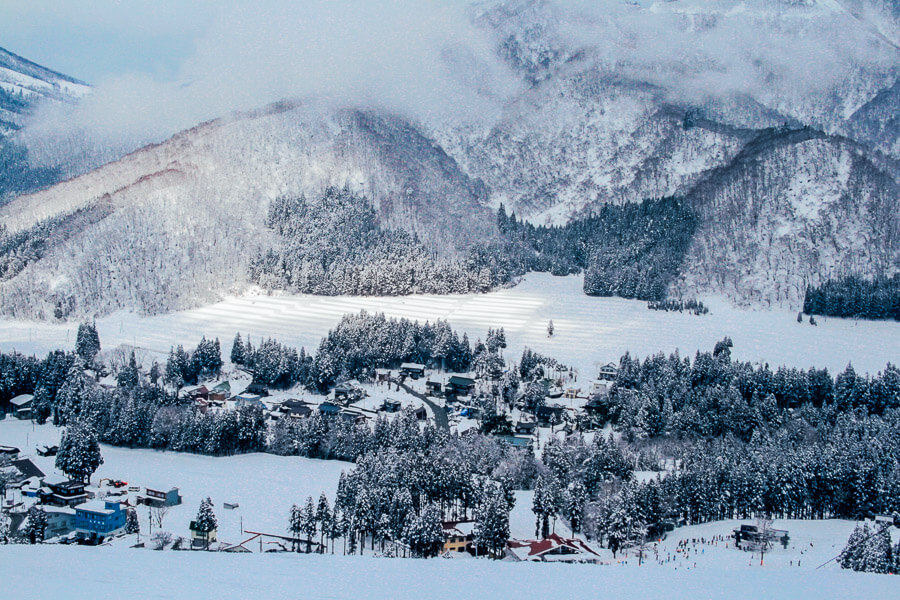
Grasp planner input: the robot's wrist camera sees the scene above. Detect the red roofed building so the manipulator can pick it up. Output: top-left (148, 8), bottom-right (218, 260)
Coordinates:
top-left (506, 533), bottom-right (602, 563)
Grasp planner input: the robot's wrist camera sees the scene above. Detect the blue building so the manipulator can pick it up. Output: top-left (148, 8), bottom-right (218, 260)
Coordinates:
top-left (74, 501), bottom-right (126, 537)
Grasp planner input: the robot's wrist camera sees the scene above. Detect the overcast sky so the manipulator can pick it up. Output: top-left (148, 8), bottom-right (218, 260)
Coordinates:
top-left (7, 0), bottom-right (898, 168)
top-left (0, 0), bottom-right (220, 82)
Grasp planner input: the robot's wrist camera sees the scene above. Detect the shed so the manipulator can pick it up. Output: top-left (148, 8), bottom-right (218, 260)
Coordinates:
top-left (9, 394), bottom-right (34, 419)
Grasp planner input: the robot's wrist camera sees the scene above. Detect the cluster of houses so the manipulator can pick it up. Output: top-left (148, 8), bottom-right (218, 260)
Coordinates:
top-left (1, 445), bottom-right (181, 544)
top-left (439, 520), bottom-right (603, 563)
top-left (182, 376), bottom-right (433, 428)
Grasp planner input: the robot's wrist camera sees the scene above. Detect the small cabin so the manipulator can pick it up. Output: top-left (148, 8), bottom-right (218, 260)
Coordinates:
top-left (382, 399), bottom-right (402, 413)
top-left (399, 363), bottom-right (426, 379)
top-left (414, 406), bottom-right (428, 421)
top-left (375, 369), bottom-right (392, 383)
top-left (445, 375), bottom-right (476, 396)
top-left (597, 362), bottom-right (618, 381)
top-left (515, 420), bottom-right (538, 435)
top-left (140, 486), bottom-right (182, 507)
top-left (244, 382), bottom-right (270, 397)
top-left (190, 520), bottom-right (218, 548)
top-left (9, 394), bottom-right (34, 419)
top-left (425, 380), bottom-right (443, 396)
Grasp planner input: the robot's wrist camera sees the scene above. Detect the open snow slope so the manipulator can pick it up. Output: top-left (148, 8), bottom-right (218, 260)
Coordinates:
top-left (1, 544), bottom-right (897, 600)
top-left (1, 273), bottom-right (897, 377)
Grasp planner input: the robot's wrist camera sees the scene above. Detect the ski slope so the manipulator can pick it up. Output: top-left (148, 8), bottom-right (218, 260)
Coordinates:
top-left (1, 544), bottom-right (897, 600)
top-left (0, 273), bottom-right (897, 377)
top-left (1, 420), bottom-right (896, 599)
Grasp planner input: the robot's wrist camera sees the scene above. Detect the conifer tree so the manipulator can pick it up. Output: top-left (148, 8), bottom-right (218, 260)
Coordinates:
top-left (24, 506), bottom-right (48, 544)
top-left (194, 497), bottom-right (218, 550)
top-left (75, 322), bottom-right (101, 364)
top-left (55, 422), bottom-right (104, 484)
top-left (125, 508), bottom-right (140, 535)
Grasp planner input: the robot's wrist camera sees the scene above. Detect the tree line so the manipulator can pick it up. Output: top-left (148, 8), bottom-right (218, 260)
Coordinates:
top-left (803, 274), bottom-right (900, 321)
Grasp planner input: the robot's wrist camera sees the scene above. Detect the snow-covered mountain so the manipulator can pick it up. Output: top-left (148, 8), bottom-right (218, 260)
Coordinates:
top-left (1, 0), bottom-right (898, 318)
top-left (0, 102), bottom-right (493, 318)
top-left (0, 46), bottom-right (89, 135)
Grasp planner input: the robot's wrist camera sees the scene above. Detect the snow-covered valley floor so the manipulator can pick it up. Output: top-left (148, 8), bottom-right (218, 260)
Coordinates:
top-left (1, 420), bottom-right (897, 599)
top-left (1, 273), bottom-right (897, 377)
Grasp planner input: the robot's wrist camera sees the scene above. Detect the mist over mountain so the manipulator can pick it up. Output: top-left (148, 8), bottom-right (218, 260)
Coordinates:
top-left (1, 0), bottom-right (898, 318)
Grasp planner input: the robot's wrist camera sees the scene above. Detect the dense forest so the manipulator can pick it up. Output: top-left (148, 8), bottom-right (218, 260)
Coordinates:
top-left (247, 188), bottom-right (698, 303)
top-left (803, 275), bottom-right (900, 321)
top-left (497, 197), bottom-right (698, 301)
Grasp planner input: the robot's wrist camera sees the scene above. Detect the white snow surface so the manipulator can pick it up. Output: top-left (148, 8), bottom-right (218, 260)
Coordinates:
top-left (1, 273), bottom-right (897, 377)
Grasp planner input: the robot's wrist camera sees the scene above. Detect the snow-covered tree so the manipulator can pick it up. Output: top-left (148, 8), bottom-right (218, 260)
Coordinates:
top-left (302, 496), bottom-right (317, 553)
top-left (473, 487), bottom-right (510, 558)
top-left (194, 497), bottom-right (218, 550)
top-left (125, 508), bottom-right (140, 535)
top-left (289, 504), bottom-right (303, 552)
top-left (23, 505), bottom-right (47, 544)
top-left (75, 321), bottom-right (101, 364)
top-left (56, 421), bottom-right (104, 484)
top-left (404, 503), bottom-right (444, 558)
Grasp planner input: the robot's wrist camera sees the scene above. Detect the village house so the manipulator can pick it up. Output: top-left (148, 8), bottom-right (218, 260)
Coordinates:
top-left (0, 445), bottom-right (20, 460)
top-left (190, 520), bottom-right (218, 548)
top-left (425, 379), bottom-right (443, 396)
top-left (381, 399), bottom-right (402, 413)
top-left (279, 399), bottom-right (312, 419)
top-left (597, 362), bottom-right (618, 381)
top-left (399, 363), bottom-right (426, 379)
top-left (9, 394), bottom-right (34, 419)
top-left (318, 402), bottom-right (342, 416)
top-left (536, 404), bottom-right (566, 426)
top-left (3, 458), bottom-right (45, 489)
top-left (442, 521), bottom-right (475, 554)
top-left (375, 368), bottom-right (392, 383)
top-left (445, 375), bottom-right (476, 397)
top-left (514, 420), bottom-right (538, 436)
top-left (506, 534), bottom-right (602, 563)
top-left (334, 381), bottom-right (365, 405)
top-left (74, 500), bottom-right (126, 539)
top-left (139, 485), bottom-right (182, 507)
top-left (208, 381), bottom-right (231, 402)
top-left (44, 506), bottom-right (76, 538)
top-left (244, 382), bottom-right (270, 397)
top-left (39, 475), bottom-right (89, 507)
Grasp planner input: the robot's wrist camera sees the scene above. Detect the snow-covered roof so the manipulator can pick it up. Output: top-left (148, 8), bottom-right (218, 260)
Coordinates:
top-left (42, 473), bottom-right (69, 486)
top-left (10, 394), bottom-right (34, 406)
top-left (400, 362), bottom-right (425, 370)
top-left (75, 500), bottom-right (119, 515)
top-left (507, 534), bottom-right (601, 562)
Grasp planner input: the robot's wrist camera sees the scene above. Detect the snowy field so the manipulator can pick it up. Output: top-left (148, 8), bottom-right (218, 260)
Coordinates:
top-left (1, 419), bottom-right (897, 599)
top-left (1, 274), bottom-right (897, 378)
top-left (2, 544), bottom-right (897, 600)
top-left (0, 420), bottom-right (348, 539)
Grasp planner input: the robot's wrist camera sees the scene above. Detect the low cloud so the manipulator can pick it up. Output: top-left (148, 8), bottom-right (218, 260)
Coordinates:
top-left (20, 0), bottom-right (900, 169)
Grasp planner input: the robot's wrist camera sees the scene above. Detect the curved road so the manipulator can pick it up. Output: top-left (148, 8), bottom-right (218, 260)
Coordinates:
top-left (393, 378), bottom-right (449, 431)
